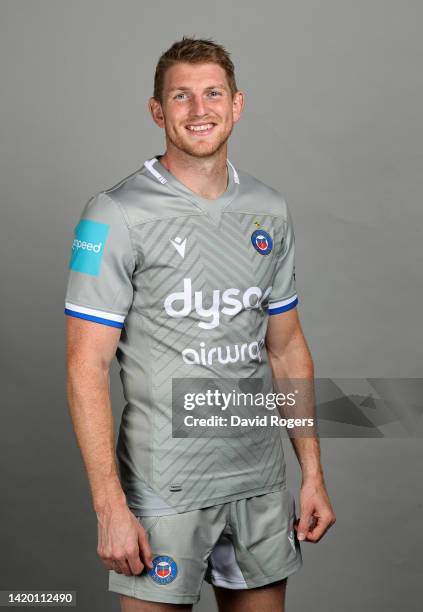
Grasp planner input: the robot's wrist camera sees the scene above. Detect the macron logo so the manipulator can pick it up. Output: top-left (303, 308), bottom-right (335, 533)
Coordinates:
top-left (170, 236), bottom-right (187, 259)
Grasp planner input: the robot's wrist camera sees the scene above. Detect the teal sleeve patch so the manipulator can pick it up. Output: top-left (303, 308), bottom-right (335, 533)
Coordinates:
top-left (68, 219), bottom-right (110, 276)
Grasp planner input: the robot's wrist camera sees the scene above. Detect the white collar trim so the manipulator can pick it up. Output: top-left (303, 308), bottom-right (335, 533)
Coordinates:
top-left (143, 157), bottom-right (240, 185)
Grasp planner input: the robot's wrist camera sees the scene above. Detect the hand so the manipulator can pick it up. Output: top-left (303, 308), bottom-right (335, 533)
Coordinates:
top-left (294, 477), bottom-right (336, 543)
top-left (96, 503), bottom-right (154, 576)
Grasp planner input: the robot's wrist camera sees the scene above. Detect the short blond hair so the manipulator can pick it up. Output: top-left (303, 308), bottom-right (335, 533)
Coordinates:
top-left (153, 36), bottom-right (238, 103)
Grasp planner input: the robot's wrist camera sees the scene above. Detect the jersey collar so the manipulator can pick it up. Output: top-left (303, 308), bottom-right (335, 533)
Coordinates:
top-left (143, 156), bottom-right (240, 227)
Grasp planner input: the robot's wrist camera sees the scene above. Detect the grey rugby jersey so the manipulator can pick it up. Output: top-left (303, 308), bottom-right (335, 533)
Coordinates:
top-left (65, 156), bottom-right (298, 515)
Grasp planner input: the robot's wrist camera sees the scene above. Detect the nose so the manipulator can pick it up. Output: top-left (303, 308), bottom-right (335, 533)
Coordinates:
top-left (190, 93), bottom-right (207, 117)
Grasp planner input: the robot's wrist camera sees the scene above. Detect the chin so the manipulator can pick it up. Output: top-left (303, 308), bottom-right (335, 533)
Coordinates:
top-left (167, 126), bottom-right (232, 159)
top-left (185, 145), bottom-right (222, 158)
top-left (181, 136), bottom-right (230, 158)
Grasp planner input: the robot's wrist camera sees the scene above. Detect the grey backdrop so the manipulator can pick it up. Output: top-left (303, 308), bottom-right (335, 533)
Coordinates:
top-left (0, 1), bottom-right (422, 611)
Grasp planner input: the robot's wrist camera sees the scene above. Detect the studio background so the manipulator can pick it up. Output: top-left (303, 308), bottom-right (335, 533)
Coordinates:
top-left (0, 1), bottom-right (422, 611)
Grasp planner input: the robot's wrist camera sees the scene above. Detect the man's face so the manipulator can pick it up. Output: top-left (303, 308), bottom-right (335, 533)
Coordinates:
top-left (150, 62), bottom-right (244, 158)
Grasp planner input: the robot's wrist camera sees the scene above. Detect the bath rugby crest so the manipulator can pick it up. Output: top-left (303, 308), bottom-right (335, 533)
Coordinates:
top-left (251, 228), bottom-right (273, 255)
top-left (148, 556), bottom-right (178, 585)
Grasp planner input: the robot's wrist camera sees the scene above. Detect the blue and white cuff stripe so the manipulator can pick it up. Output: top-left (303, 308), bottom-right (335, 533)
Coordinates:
top-left (64, 302), bottom-right (125, 329)
top-left (268, 294), bottom-right (298, 315)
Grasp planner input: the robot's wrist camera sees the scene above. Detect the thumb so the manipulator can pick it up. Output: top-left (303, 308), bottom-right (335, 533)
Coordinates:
top-left (296, 509), bottom-right (313, 541)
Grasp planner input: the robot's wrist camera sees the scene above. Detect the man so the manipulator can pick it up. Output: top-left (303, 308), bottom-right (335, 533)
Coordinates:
top-left (65, 37), bottom-right (335, 612)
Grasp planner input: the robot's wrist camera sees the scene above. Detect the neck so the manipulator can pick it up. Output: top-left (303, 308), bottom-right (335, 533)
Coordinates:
top-left (159, 145), bottom-right (229, 200)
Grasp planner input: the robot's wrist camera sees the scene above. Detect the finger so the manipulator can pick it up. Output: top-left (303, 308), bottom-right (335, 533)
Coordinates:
top-left (306, 516), bottom-right (333, 543)
top-left (138, 529), bottom-right (154, 569)
top-left (296, 510), bottom-right (314, 541)
top-left (103, 560), bottom-right (115, 571)
top-left (114, 558), bottom-right (133, 576)
top-left (294, 514), bottom-right (317, 529)
top-left (126, 546), bottom-right (145, 576)
top-left (108, 560), bottom-right (121, 574)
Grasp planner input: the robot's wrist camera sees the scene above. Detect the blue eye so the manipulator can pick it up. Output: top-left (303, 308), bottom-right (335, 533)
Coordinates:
top-left (208, 91), bottom-right (221, 97)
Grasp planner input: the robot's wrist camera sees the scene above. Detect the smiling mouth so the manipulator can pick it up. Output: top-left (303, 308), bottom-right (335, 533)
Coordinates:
top-left (185, 123), bottom-right (216, 136)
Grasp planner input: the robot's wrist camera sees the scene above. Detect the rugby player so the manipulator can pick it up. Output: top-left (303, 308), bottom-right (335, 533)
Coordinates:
top-left (65, 37), bottom-right (336, 612)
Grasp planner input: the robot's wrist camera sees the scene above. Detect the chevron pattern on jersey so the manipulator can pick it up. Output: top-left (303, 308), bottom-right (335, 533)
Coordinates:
top-left (128, 211), bottom-right (287, 509)
top-left (65, 159), bottom-right (298, 514)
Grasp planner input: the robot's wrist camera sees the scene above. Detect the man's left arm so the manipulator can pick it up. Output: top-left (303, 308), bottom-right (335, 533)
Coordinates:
top-left (265, 307), bottom-right (336, 543)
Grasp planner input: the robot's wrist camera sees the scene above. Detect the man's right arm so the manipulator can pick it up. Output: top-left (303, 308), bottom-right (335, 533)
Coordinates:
top-left (66, 316), bottom-right (125, 512)
top-left (66, 316), bottom-right (153, 576)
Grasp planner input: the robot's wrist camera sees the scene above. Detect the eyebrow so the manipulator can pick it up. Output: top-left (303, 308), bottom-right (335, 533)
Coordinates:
top-left (168, 84), bottom-right (228, 94)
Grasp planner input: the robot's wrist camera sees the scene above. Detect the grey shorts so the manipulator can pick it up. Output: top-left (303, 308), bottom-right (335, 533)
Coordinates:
top-left (109, 487), bottom-right (302, 605)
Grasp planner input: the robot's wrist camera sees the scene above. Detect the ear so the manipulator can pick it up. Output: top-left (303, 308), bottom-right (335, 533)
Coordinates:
top-left (148, 97), bottom-right (165, 128)
top-left (232, 90), bottom-right (245, 124)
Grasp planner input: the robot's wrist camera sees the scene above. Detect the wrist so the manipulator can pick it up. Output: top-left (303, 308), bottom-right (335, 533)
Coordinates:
top-left (301, 467), bottom-right (324, 484)
top-left (93, 483), bottom-right (127, 515)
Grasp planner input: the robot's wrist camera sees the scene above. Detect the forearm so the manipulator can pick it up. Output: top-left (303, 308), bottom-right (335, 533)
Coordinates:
top-left (66, 362), bottom-right (126, 514)
top-left (268, 337), bottom-right (323, 481)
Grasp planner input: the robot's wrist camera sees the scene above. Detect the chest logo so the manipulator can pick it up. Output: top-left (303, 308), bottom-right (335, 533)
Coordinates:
top-left (170, 236), bottom-right (187, 259)
top-left (251, 229), bottom-right (273, 255)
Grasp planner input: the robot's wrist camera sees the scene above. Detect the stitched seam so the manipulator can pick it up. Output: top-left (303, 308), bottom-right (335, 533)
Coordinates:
top-left (102, 192), bottom-right (138, 270)
top-left (128, 211), bottom-right (205, 229)
top-left (225, 210), bottom-right (288, 220)
top-left (64, 299), bottom-right (127, 317)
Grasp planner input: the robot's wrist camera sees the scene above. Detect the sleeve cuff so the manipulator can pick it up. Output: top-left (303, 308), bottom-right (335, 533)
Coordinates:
top-left (64, 302), bottom-right (125, 329)
top-left (268, 294), bottom-right (298, 315)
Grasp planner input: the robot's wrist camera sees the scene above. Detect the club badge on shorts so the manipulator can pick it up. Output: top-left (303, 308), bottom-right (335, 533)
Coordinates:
top-left (148, 555), bottom-right (178, 585)
top-left (251, 228), bottom-right (273, 255)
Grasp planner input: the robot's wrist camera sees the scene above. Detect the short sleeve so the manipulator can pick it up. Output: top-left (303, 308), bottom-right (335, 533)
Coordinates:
top-left (268, 202), bottom-right (298, 315)
top-left (64, 192), bottom-right (136, 328)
